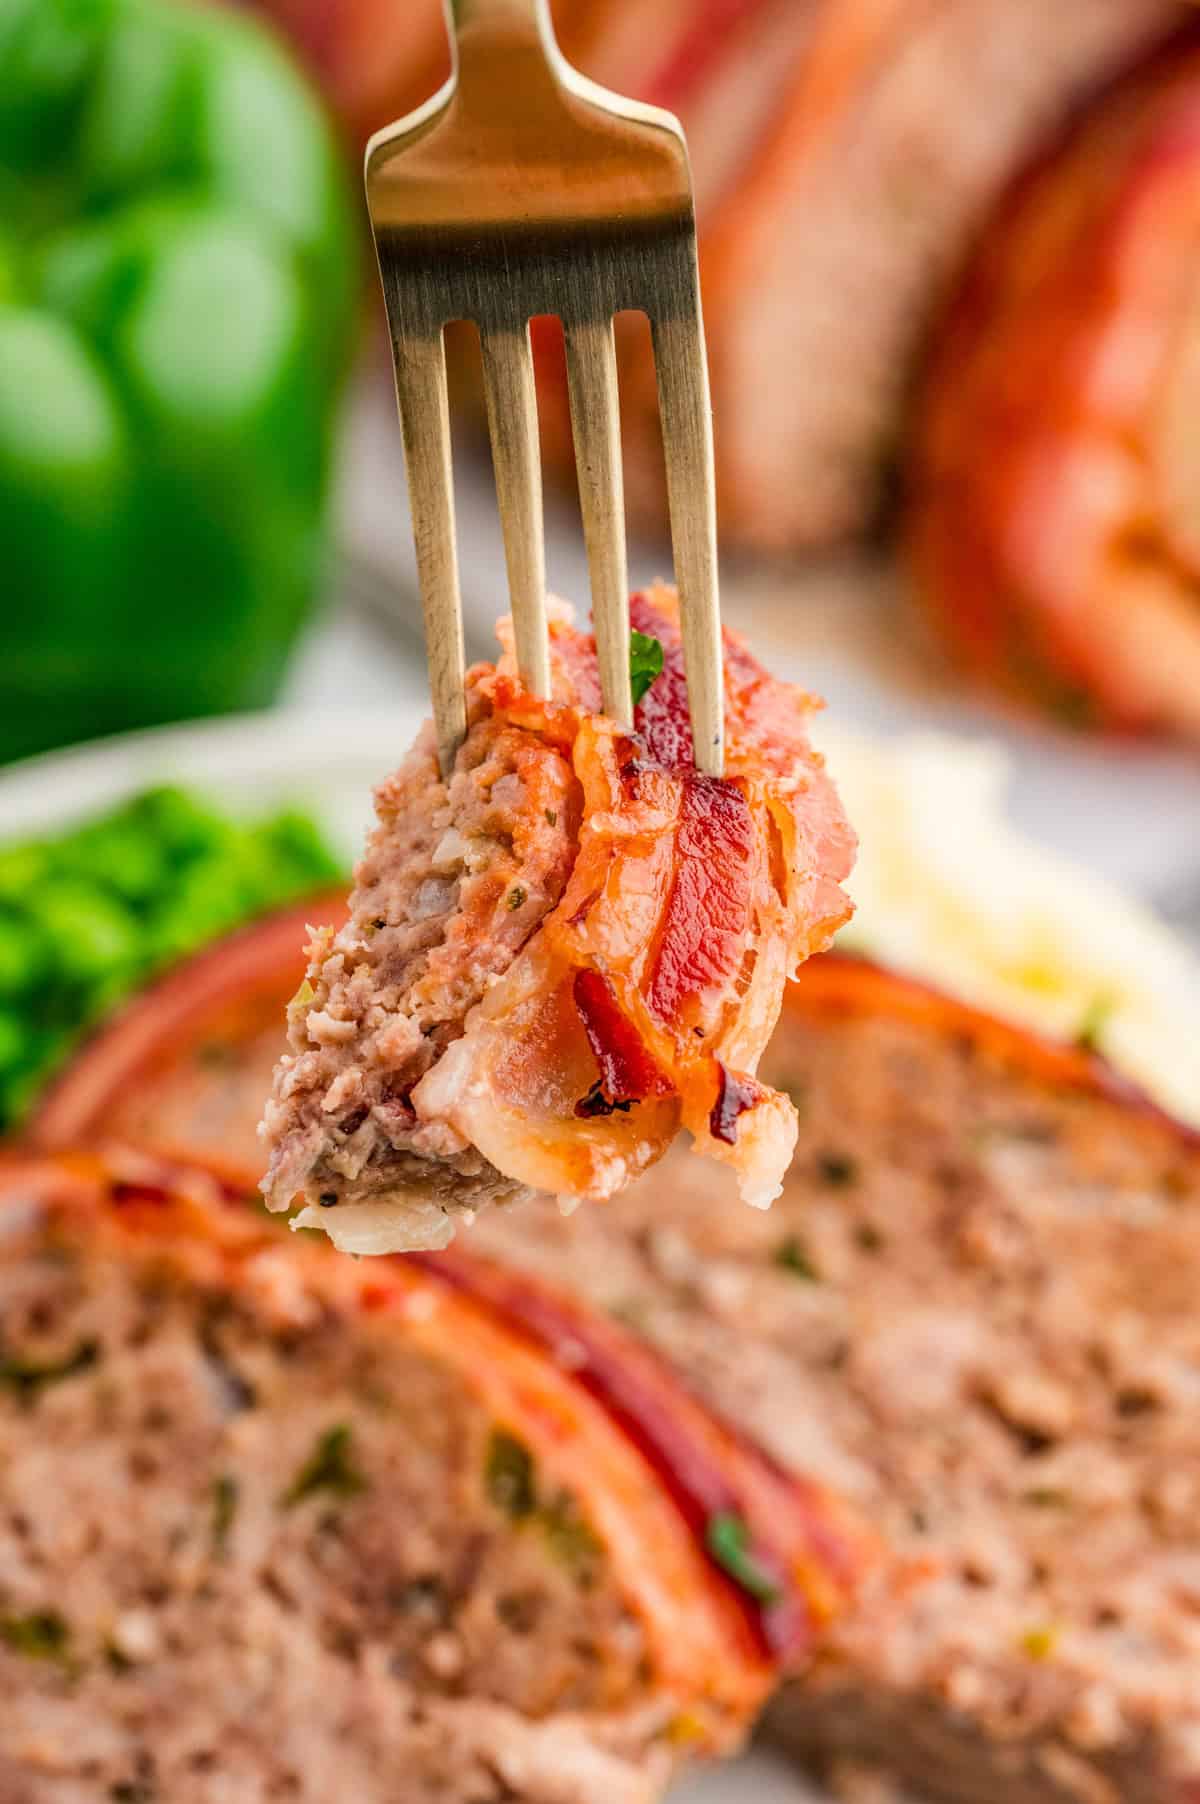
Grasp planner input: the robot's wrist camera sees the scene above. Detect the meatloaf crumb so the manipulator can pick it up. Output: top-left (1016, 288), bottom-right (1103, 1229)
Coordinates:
top-left (471, 961), bottom-right (1200, 1804)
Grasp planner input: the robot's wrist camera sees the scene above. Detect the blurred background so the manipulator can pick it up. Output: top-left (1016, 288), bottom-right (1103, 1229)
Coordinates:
top-left (6, 0), bottom-right (1200, 914)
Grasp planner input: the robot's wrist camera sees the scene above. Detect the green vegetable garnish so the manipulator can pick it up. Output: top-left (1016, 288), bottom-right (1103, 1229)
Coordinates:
top-left (281, 1425), bottom-right (366, 1509)
top-left (774, 1237), bottom-right (819, 1281)
top-left (0, 1338), bottom-right (98, 1402)
top-left (629, 631), bottom-right (664, 707)
top-left (485, 1430), bottom-right (536, 1520)
top-left (817, 1151), bottom-right (858, 1188)
top-left (705, 1512), bottom-right (781, 1605)
top-left (211, 1474), bottom-right (239, 1553)
top-left (0, 785), bottom-right (343, 1131)
top-left (0, 1610), bottom-right (71, 1663)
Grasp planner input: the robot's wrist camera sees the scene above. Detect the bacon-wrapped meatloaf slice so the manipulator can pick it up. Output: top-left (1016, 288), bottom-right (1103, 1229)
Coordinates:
top-left (0, 1152), bottom-right (865, 1804)
top-left (258, 586), bottom-right (853, 1252)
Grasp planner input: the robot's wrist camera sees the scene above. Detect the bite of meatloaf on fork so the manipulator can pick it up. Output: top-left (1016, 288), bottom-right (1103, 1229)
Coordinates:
top-left (259, 584), bottom-right (853, 1253)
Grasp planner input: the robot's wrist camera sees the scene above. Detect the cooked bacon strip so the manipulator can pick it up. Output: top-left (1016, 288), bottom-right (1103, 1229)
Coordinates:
top-left (260, 585), bottom-right (853, 1252)
top-left (909, 33), bottom-right (1200, 739)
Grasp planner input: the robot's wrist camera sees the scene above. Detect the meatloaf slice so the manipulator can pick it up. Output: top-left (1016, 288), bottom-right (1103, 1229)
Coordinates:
top-left (260, 586), bottom-right (853, 1252)
top-left (471, 956), bottom-right (1200, 1804)
top-left (0, 1153), bottom-right (822, 1804)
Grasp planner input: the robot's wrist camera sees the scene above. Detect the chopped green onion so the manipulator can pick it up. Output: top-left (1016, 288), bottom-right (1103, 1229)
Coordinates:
top-left (281, 1424), bottom-right (366, 1509)
top-left (705, 1511), bottom-right (781, 1604)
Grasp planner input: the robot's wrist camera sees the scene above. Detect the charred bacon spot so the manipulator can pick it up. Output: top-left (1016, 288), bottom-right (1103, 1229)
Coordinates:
top-left (573, 970), bottom-right (671, 1111)
top-left (575, 1081), bottom-right (634, 1120)
top-left (709, 1064), bottom-right (763, 1146)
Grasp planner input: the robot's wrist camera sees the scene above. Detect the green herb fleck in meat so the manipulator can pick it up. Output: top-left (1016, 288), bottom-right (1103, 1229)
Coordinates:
top-left (540, 1490), bottom-right (603, 1584)
top-left (506, 887), bottom-right (527, 911)
top-left (630, 631), bottom-right (664, 707)
top-left (817, 1151), bottom-right (858, 1188)
top-left (544, 809), bottom-right (558, 827)
top-left (1023, 1487), bottom-right (1070, 1510)
top-left (485, 1430), bottom-right (537, 1520)
top-left (0, 1610), bottom-right (71, 1663)
top-left (704, 1512), bottom-right (781, 1605)
top-left (0, 1338), bottom-right (98, 1402)
top-left (281, 1425), bottom-right (366, 1509)
top-left (774, 1237), bottom-right (819, 1281)
top-left (1075, 992), bottom-right (1114, 1056)
top-left (211, 1474), bottom-right (240, 1552)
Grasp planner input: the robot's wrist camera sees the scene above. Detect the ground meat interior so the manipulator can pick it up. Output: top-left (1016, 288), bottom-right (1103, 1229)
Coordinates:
top-left (261, 697), bottom-right (580, 1230)
top-left (0, 1218), bottom-right (651, 1803)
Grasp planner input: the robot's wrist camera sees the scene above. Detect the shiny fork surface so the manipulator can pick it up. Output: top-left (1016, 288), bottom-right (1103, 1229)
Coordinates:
top-left (365, 0), bottom-right (723, 777)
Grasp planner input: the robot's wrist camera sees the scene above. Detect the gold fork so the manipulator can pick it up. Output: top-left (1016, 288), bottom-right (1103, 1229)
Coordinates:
top-left (365, 0), bottom-right (723, 778)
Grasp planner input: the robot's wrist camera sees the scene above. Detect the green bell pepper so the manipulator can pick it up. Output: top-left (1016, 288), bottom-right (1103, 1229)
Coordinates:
top-left (0, 0), bottom-right (357, 763)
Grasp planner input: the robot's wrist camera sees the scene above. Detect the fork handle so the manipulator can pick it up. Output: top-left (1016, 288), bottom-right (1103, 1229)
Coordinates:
top-left (448, 0), bottom-right (550, 31)
top-left (446, 0), bottom-right (558, 66)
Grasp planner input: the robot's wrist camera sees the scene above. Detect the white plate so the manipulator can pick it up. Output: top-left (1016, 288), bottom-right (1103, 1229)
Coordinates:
top-left (0, 706), bottom-right (825, 1804)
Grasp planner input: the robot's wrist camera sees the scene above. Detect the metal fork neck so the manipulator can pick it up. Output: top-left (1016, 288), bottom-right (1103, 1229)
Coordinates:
top-left (446, 0), bottom-right (555, 51)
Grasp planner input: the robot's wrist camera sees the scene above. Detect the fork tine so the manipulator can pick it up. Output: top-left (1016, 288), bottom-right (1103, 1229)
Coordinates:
top-left (392, 329), bottom-right (467, 779)
top-left (564, 317), bottom-right (632, 725)
top-left (480, 323), bottom-right (551, 699)
top-left (652, 308), bottom-right (724, 777)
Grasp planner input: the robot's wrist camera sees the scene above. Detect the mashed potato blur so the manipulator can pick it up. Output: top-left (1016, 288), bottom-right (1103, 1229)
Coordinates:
top-left (815, 727), bottom-right (1200, 1126)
